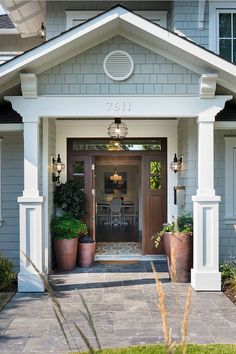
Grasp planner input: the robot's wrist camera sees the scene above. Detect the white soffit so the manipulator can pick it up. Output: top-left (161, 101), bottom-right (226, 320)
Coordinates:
top-left (0, 6), bottom-right (236, 93)
top-left (0, 0), bottom-right (45, 37)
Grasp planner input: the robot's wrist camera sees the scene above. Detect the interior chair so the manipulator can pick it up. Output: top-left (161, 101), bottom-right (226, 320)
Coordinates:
top-left (109, 199), bottom-right (122, 226)
top-left (122, 205), bottom-right (137, 225)
top-left (96, 205), bottom-right (110, 225)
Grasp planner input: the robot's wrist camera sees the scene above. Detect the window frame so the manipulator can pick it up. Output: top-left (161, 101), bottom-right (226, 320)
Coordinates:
top-left (209, 1), bottom-right (236, 57)
top-left (224, 137), bottom-right (236, 224)
top-left (0, 138), bottom-right (3, 226)
top-left (216, 9), bottom-right (236, 63)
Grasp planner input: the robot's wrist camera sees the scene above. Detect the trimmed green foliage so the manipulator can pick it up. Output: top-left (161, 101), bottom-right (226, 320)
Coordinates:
top-left (75, 344), bottom-right (236, 354)
top-left (220, 262), bottom-right (236, 283)
top-left (54, 179), bottom-right (86, 220)
top-left (0, 255), bottom-right (16, 290)
top-left (153, 212), bottom-right (193, 248)
top-left (51, 214), bottom-right (88, 240)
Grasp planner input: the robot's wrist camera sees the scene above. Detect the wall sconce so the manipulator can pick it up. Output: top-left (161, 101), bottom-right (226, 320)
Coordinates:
top-left (38, 22), bottom-right (46, 39)
top-left (170, 153), bottom-right (182, 173)
top-left (52, 154), bottom-right (65, 183)
top-left (108, 118), bottom-right (128, 139)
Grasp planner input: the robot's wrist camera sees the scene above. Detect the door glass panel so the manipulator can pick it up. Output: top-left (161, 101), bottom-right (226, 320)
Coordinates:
top-left (219, 13), bottom-right (231, 37)
top-left (73, 161), bottom-right (84, 175)
top-left (73, 161), bottom-right (85, 188)
top-left (150, 176), bottom-right (161, 190)
top-left (219, 39), bottom-right (232, 61)
top-left (150, 161), bottom-right (161, 175)
top-left (149, 161), bottom-right (161, 190)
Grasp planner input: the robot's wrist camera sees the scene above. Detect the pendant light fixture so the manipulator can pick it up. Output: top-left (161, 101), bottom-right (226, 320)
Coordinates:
top-left (108, 118), bottom-right (128, 139)
top-left (110, 168), bottom-right (122, 183)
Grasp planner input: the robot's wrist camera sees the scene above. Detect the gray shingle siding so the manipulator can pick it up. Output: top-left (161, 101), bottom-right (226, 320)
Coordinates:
top-left (0, 133), bottom-right (23, 272)
top-left (170, 1), bottom-right (209, 49)
top-left (46, 1), bottom-right (171, 40)
top-left (38, 36), bottom-right (200, 96)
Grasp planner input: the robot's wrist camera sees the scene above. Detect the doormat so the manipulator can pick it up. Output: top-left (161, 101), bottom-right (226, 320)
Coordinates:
top-left (97, 260), bottom-right (140, 265)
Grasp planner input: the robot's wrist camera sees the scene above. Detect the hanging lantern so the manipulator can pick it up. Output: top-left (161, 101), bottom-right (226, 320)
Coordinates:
top-left (108, 118), bottom-right (128, 139)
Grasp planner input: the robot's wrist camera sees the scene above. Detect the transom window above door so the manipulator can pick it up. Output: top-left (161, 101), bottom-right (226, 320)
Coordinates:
top-left (218, 11), bottom-right (236, 63)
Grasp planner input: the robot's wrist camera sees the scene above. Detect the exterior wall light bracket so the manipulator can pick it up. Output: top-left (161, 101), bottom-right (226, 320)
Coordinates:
top-left (52, 154), bottom-right (65, 184)
top-left (170, 153), bottom-right (183, 173)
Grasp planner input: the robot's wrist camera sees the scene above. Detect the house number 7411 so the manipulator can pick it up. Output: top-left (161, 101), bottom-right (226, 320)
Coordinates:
top-left (106, 101), bottom-right (131, 112)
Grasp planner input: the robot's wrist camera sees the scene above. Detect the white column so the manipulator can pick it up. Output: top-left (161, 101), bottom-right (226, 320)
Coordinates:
top-left (18, 115), bottom-right (44, 292)
top-left (191, 114), bottom-right (221, 291)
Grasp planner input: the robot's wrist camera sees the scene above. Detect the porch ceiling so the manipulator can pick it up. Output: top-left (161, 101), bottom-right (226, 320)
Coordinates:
top-left (0, 5), bottom-right (236, 95)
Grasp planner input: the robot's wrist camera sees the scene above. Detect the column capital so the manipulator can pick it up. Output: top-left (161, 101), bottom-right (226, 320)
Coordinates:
top-left (197, 114), bottom-right (215, 123)
top-left (22, 115), bottom-right (39, 124)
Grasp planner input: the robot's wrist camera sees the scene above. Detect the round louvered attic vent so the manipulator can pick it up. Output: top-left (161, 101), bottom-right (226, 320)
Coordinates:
top-left (103, 50), bottom-right (134, 81)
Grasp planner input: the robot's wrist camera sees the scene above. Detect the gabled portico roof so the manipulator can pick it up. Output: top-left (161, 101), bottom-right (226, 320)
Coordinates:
top-left (0, 5), bottom-right (236, 94)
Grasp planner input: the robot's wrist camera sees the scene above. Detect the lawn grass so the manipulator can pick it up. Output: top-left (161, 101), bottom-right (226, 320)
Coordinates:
top-left (75, 344), bottom-right (236, 354)
top-left (0, 292), bottom-right (15, 312)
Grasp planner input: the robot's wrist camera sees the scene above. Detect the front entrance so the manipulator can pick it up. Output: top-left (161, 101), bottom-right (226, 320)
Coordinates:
top-left (67, 138), bottom-right (167, 255)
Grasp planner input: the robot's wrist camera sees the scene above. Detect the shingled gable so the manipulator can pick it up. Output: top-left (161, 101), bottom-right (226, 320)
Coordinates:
top-left (0, 5), bottom-right (235, 96)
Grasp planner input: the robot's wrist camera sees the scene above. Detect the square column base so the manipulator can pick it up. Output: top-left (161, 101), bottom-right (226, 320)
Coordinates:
top-left (191, 269), bottom-right (221, 291)
top-left (18, 272), bottom-right (44, 292)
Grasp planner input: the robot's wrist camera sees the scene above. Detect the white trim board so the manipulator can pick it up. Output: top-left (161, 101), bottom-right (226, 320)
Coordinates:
top-left (6, 96), bottom-right (232, 120)
top-left (0, 124), bottom-right (23, 132)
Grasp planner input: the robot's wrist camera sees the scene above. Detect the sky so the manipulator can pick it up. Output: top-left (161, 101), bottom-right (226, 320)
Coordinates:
top-left (0, 5), bottom-right (6, 15)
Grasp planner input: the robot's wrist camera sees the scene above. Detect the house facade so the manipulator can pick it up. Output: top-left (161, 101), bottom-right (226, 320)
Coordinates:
top-left (0, 1), bottom-right (236, 293)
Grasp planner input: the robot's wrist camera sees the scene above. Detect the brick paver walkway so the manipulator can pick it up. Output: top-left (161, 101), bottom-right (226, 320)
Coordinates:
top-left (0, 261), bottom-right (236, 353)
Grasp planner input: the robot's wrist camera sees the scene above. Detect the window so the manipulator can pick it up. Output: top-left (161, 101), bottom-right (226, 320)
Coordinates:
top-left (0, 138), bottom-right (2, 226)
top-left (209, 2), bottom-right (236, 63)
top-left (224, 137), bottom-right (236, 223)
top-left (66, 11), bottom-right (167, 30)
top-left (218, 11), bottom-right (236, 63)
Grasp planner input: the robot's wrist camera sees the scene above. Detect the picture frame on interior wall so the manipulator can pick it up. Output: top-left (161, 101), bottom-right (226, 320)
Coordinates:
top-left (0, 138), bottom-right (3, 226)
top-left (224, 137), bottom-right (236, 224)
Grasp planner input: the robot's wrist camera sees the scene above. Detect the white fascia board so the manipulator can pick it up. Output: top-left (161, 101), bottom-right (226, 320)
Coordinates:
top-left (0, 29), bottom-right (18, 34)
top-left (215, 121), bottom-right (236, 129)
top-left (0, 123), bottom-right (23, 131)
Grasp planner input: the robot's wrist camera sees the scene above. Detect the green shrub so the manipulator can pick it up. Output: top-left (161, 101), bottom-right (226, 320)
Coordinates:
top-left (220, 261), bottom-right (236, 284)
top-left (51, 214), bottom-right (88, 240)
top-left (0, 255), bottom-right (16, 290)
top-left (54, 179), bottom-right (86, 220)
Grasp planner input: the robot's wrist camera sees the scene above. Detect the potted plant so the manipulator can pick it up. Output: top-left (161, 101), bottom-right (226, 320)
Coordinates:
top-left (78, 234), bottom-right (96, 268)
top-left (51, 214), bottom-right (88, 271)
top-left (153, 212), bottom-right (193, 283)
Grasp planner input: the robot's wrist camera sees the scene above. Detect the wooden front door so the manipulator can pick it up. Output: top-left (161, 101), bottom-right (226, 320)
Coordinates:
top-left (67, 138), bottom-right (167, 253)
top-left (142, 153), bottom-right (167, 254)
top-left (67, 154), bottom-right (95, 239)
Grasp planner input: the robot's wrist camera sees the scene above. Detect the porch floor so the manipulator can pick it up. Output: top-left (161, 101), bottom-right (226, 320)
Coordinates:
top-left (1, 261), bottom-right (236, 353)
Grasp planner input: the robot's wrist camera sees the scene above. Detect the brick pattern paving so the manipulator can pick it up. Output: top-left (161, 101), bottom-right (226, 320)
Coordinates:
top-left (0, 261), bottom-right (236, 353)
